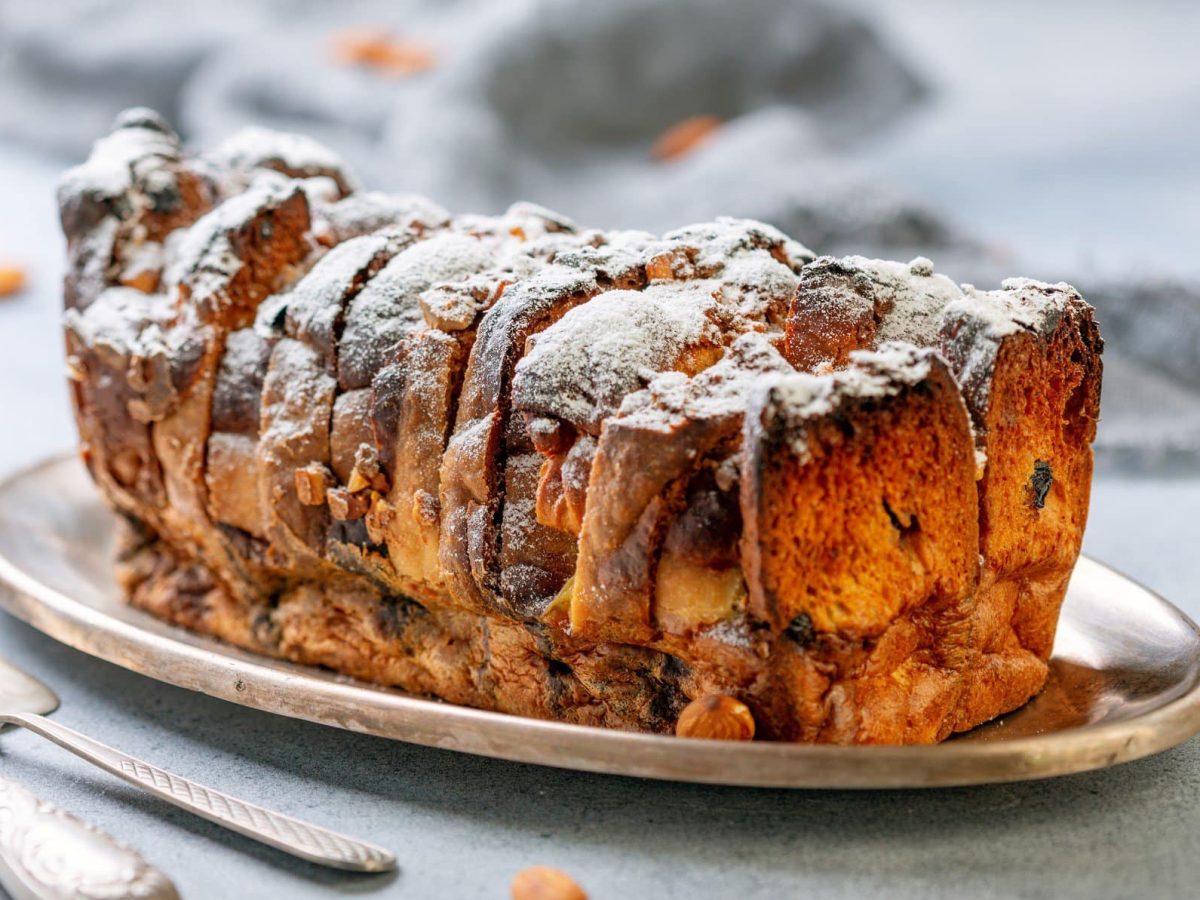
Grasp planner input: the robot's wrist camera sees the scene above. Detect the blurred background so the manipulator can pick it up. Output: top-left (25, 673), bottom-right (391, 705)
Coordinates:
top-left (1, 0), bottom-right (1198, 474)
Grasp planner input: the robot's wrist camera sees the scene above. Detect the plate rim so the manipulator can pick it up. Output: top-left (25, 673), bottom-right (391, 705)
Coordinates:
top-left (1, 452), bottom-right (1199, 789)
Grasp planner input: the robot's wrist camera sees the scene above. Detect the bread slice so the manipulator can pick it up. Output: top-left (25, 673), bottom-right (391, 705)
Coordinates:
top-left (742, 346), bottom-right (980, 741)
top-left (782, 258), bottom-right (1104, 731)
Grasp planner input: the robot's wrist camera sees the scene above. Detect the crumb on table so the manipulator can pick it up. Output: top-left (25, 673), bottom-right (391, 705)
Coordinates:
top-left (329, 30), bottom-right (437, 77)
top-left (651, 115), bottom-right (722, 162)
top-left (0, 265), bottom-right (26, 298)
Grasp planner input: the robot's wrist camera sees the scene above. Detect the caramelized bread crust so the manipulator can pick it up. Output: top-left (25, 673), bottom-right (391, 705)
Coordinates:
top-left (61, 112), bottom-right (1103, 743)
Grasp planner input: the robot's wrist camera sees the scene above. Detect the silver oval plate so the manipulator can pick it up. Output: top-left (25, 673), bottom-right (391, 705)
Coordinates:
top-left (0, 454), bottom-right (1198, 788)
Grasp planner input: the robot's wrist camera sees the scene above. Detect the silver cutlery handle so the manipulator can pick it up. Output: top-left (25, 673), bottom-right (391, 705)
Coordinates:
top-left (0, 775), bottom-right (178, 900)
top-left (0, 713), bottom-right (395, 873)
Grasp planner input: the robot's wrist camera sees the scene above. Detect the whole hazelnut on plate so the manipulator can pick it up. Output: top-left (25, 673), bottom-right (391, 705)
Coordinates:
top-left (675, 694), bottom-right (756, 740)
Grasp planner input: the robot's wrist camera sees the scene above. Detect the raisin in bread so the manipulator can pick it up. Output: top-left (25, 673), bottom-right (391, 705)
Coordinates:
top-left (60, 111), bottom-right (1102, 743)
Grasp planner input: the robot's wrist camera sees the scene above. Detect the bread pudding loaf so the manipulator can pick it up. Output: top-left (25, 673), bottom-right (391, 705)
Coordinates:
top-left (60, 111), bottom-right (1103, 743)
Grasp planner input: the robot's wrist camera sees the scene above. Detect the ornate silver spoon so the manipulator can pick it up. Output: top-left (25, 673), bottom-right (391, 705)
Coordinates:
top-left (0, 658), bottom-right (395, 873)
top-left (0, 775), bottom-right (179, 900)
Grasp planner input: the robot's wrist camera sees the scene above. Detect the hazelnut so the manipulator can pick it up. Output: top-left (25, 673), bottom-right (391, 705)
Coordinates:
top-left (0, 265), bottom-right (26, 298)
top-left (348, 443), bottom-right (389, 493)
top-left (364, 496), bottom-right (396, 544)
top-left (650, 115), bottom-right (721, 162)
top-left (330, 31), bottom-right (437, 77)
top-left (644, 248), bottom-right (696, 281)
top-left (327, 486), bottom-right (370, 521)
top-left (294, 464), bottom-right (331, 506)
top-left (645, 252), bottom-right (678, 281)
top-left (511, 867), bottom-right (587, 900)
top-left (411, 490), bottom-right (440, 527)
top-left (675, 694), bottom-right (755, 741)
top-left (346, 467), bottom-right (372, 493)
top-left (120, 267), bottom-right (161, 294)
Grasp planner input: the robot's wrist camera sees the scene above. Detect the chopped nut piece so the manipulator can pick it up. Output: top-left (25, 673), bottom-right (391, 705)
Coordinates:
top-left (120, 267), bottom-right (161, 293)
top-left (645, 253), bottom-right (676, 281)
top-left (365, 495), bottom-right (396, 544)
top-left (0, 265), bottom-right (26, 298)
top-left (411, 489), bottom-right (440, 527)
top-left (347, 442), bottom-right (389, 493)
top-left (526, 416), bottom-right (572, 456)
top-left (654, 559), bottom-right (745, 634)
top-left (420, 285), bottom-right (481, 332)
top-left (330, 30), bottom-right (437, 77)
top-left (511, 866), bottom-right (587, 900)
top-left (346, 467), bottom-right (372, 494)
top-left (294, 464), bottom-right (331, 506)
top-left (644, 248), bottom-right (696, 281)
top-left (651, 115), bottom-right (721, 162)
top-left (353, 442), bottom-right (381, 477)
top-left (65, 355), bottom-right (86, 383)
top-left (675, 694), bottom-right (756, 741)
top-left (327, 485), bottom-right (370, 520)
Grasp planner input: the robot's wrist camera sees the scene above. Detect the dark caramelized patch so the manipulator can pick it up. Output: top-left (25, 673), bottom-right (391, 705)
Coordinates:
top-left (375, 594), bottom-right (427, 640)
top-left (1029, 459), bottom-right (1053, 509)
top-left (369, 358), bottom-right (408, 449)
top-left (662, 470), bottom-right (742, 569)
top-left (784, 612), bottom-right (815, 646)
top-left (211, 329), bottom-right (273, 433)
top-left (216, 523), bottom-right (271, 564)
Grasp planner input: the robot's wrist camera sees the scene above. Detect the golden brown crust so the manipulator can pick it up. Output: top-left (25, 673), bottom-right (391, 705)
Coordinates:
top-left (741, 353), bottom-right (979, 636)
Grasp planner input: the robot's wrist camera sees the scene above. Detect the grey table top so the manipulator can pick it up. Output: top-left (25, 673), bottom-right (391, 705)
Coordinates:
top-left (2, 145), bottom-right (1200, 900)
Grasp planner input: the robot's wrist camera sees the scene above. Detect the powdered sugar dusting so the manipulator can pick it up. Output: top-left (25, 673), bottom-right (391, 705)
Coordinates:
top-left (615, 332), bottom-right (795, 432)
top-left (665, 217), bottom-right (815, 273)
top-left (863, 256), bottom-right (962, 346)
top-left (57, 108), bottom-right (183, 208)
top-left (754, 342), bottom-right (937, 461)
top-left (318, 191), bottom-right (451, 243)
top-left (64, 286), bottom-right (175, 361)
top-left (337, 230), bottom-right (498, 387)
top-left (165, 175), bottom-right (302, 300)
top-left (512, 281), bottom-right (723, 431)
top-left (56, 109), bottom-right (200, 310)
top-left (938, 278), bottom-right (1080, 422)
top-left (806, 254), bottom-right (963, 350)
top-left (285, 227), bottom-right (412, 348)
top-left (510, 218), bottom-right (813, 433)
top-left (711, 251), bottom-right (802, 323)
top-left (205, 125), bottom-right (358, 192)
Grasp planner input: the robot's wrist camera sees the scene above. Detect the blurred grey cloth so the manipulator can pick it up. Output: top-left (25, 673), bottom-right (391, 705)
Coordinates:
top-left (0, 0), bottom-right (1197, 471)
top-left (0, 0), bottom-right (956, 253)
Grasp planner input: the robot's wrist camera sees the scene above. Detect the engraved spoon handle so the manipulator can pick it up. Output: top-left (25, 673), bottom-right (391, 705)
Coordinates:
top-left (0, 713), bottom-right (395, 873)
top-left (0, 775), bottom-right (178, 900)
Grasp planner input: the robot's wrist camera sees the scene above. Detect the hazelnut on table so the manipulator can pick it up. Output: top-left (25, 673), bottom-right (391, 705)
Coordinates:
top-left (0, 265), bottom-right (26, 298)
top-left (511, 866), bottom-right (588, 900)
